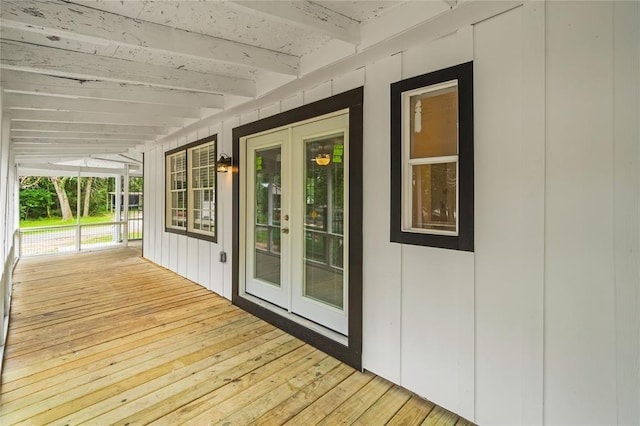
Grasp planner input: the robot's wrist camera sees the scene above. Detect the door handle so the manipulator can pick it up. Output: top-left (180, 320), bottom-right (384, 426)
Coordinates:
top-left (282, 227), bottom-right (289, 234)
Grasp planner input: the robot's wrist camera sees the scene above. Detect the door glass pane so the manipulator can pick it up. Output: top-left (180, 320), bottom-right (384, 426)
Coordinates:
top-left (254, 147), bottom-right (282, 286)
top-left (303, 133), bottom-right (344, 309)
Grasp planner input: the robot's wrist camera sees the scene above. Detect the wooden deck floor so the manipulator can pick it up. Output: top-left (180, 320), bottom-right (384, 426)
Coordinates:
top-left (1, 247), bottom-right (471, 425)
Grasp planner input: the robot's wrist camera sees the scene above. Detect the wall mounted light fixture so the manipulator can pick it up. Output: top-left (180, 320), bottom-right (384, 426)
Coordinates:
top-left (217, 153), bottom-right (232, 172)
top-left (314, 153), bottom-right (331, 166)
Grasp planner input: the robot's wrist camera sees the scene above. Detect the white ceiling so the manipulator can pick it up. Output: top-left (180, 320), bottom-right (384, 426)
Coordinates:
top-left (0, 0), bottom-right (512, 172)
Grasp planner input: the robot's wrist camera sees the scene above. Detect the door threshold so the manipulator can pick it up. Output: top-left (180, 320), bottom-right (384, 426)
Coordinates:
top-left (233, 290), bottom-right (361, 369)
top-left (240, 292), bottom-right (348, 346)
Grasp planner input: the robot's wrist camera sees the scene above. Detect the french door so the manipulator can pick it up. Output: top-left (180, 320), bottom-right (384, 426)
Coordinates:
top-left (244, 112), bottom-right (349, 335)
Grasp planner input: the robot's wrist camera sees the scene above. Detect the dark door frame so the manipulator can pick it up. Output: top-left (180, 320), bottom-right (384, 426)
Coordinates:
top-left (232, 87), bottom-right (364, 370)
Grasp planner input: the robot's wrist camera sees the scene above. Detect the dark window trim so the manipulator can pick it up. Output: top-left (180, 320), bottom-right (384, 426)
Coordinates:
top-left (390, 62), bottom-right (474, 252)
top-left (164, 134), bottom-right (218, 244)
top-left (232, 87), bottom-right (364, 370)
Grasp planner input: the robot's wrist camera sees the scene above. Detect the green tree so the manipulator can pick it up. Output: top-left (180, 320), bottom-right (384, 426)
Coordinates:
top-left (19, 188), bottom-right (54, 220)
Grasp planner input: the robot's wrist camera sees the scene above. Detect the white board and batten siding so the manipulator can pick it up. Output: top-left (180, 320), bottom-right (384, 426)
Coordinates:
top-left (143, 2), bottom-right (640, 424)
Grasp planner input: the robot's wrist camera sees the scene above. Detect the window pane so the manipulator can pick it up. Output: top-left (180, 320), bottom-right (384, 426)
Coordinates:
top-left (187, 142), bottom-right (215, 236)
top-left (192, 150), bottom-right (200, 168)
top-left (410, 84), bottom-right (458, 159)
top-left (412, 162), bottom-right (457, 232)
top-left (254, 146), bottom-right (281, 286)
top-left (303, 132), bottom-right (345, 310)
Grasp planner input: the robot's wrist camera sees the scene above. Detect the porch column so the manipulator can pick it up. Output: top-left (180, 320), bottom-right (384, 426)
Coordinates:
top-left (75, 170), bottom-right (81, 252)
top-left (114, 175), bottom-right (122, 243)
top-left (123, 165), bottom-right (129, 245)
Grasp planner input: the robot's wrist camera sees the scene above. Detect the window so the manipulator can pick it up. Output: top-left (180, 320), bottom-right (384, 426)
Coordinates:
top-left (390, 62), bottom-right (474, 251)
top-left (166, 151), bottom-right (186, 229)
top-left (165, 135), bottom-right (217, 242)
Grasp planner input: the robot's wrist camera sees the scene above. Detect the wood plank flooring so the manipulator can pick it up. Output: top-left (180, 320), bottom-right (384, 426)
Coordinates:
top-left (1, 247), bottom-right (471, 425)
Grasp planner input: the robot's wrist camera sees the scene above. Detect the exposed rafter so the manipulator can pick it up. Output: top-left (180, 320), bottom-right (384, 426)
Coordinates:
top-left (1, 71), bottom-right (225, 109)
top-left (159, 0), bottom-right (523, 145)
top-left (14, 142), bottom-right (146, 151)
top-left (11, 132), bottom-right (151, 141)
top-left (4, 93), bottom-right (203, 118)
top-left (14, 148), bottom-right (142, 156)
top-left (229, 1), bottom-right (361, 45)
top-left (10, 110), bottom-right (185, 127)
top-left (0, 0), bottom-right (299, 75)
top-left (17, 162), bottom-right (137, 176)
top-left (0, 41), bottom-right (256, 97)
top-left (9, 121), bottom-right (167, 135)
top-left (0, 0), bottom-right (475, 168)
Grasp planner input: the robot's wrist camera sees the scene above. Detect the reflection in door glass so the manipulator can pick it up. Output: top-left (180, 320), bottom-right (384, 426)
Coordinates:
top-left (254, 147), bottom-right (281, 286)
top-left (304, 133), bottom-right (344, 309)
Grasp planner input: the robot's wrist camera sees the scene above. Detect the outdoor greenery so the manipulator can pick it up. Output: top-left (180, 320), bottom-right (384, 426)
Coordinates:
top-left (19, 176), bottom-right (144, 223)
top-left (20, 213), bottom-right (115, 229)
top-left (19, 187), bottom-right (54, 220)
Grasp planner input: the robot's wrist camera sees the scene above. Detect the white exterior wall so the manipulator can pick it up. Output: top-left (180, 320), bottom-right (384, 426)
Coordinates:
top-left (143, 2), bottom-right (640, 424)
top-left (1, 86), bottom-right (19, 354)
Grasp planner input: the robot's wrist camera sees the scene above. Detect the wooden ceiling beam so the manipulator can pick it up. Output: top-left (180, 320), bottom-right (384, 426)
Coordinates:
top-left (1, 70), bottom-right (225, 109)
top-left (0, 40), bottom-right (256, 97)
top-left (14, 142), bottom-right (144, 150)
top-left (11, 132), bottom-right (151, 141)
top-left (17, 163), bottom-right (135, 176)
top-left (14, 139), bottom-right (142, 146)
top-left (9, 121), bottom-right (167, 135)
top-left (229, 1), bottom-right (361, 44)
top-left (10, 110), bottom-right (185, 127)
top-left (14, 147), bottom-right (134, 154)
top-left (5, 93), bottom-right (203, 118)
top-left (1, 0), bottom-right (299, 75)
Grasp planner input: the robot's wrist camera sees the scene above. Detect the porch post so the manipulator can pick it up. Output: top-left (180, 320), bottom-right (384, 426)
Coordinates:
top-left (114, 175), bottom-right (122, 243)
top-left (76, 170), bottom-right (81, 252)
top-left (123, 165), bottom-right (129, 245)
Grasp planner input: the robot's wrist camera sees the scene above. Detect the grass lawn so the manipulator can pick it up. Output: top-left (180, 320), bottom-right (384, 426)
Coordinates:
top-left (20, 213), bottom-right (116, 228)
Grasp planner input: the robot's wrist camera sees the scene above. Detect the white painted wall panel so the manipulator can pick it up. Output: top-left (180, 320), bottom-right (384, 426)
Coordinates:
top-left (332, 68), bottom-right (365, 95)
top-left (402, 26), bottom-right (473, 80)
top-left (154, 146), bottom-right (164, 264)
top-left (142, 149), bottom-right (150, 259)
top-left (613, 2), bottom-right (640, 424)
top-left (160, 143), bottom-right (172, 268)
top-left (186, 237), bottom-right (199, 283)
top-left (201, 124), bottom-right (224, 296)
top-left (143, 148), bottom-right (154, 262)
top-left (303, 81), bottom-right (332, 104)
top-left (241, 110), bottom-right (259, 126)
top-left (545, 3), bottom-right (617, 424)
top-left (398, 28), bottom-right (475, 420)
top-left (361, 53), bottom-right (402, 384)
top-left (168, 233), bottom-right (178, 271)
top-left (519, 3), bottom-right (547, 424)
top-left (401, 245), bottom-right (474, 419)
top-left (281, 93), bottom-right (303, 112)
top-left (474, 6), bottom-right (544, 424)
top-left (198, 239), bottom-right (211, 291)
top-left (220, 117), bottom-right (238, 300)
top-left (0, 100), bottom-right (6, 261)
top-left (177, 235), bottom-right (188, 276)
top-left (259, 102), bottom-right (281, 120)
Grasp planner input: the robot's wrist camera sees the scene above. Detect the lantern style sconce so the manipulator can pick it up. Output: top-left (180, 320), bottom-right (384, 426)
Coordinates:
top-left (314, 153), bottom-right (331, 166)
top-left (217, 153), bottom-right (232, 172)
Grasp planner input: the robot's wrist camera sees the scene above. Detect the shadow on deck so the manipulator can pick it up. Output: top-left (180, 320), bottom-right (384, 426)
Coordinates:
top-left (0, 247), bottom-right (471, 425)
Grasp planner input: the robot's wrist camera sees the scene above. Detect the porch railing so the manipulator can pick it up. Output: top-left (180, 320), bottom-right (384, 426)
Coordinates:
top-left (19, 221), bottom-right (130, 257)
